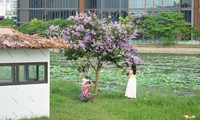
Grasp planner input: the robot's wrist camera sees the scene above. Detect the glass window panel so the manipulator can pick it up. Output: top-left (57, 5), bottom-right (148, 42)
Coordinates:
top-left (29, 10), bottom-right (45, 20)
top-left (146, 0), bottom-right (153, 9)
top-left (85, 0), bottom-right (101, 9)
top-left (39, 65), bottom-right (45, 81)
top-left (181, 0), bottom-right (192, 8)
top-left (0, 63), bottom-right (47, 85)
top-left (121, 0), bottom-right (128, 9)
top-left (163, 0), bottom-right (179, 7)
top-left (0, 66), bottom-right (14, 83)
top-left (69, 0), bottom-right (78, 8)
top-left (29, 0), bottom-right (45, 8)
top-left (102, 0), bottom-right (119, 9)
top-left (154, 0), bottom-right (179, 13)
top-left (19, 66), bottom-right (25, 82)
top-left (154, 0), bottom-right (162, 8)
top-left (19, 64), bottom-right (46, 82)
top-left (28, 65), bottom-right (37, 80)
top-left (129, 0), bottom-right (150, 14)
top-left (46, 0), bottom-right (78, 8)
top-left (182, 10), bottom-right (191, 22)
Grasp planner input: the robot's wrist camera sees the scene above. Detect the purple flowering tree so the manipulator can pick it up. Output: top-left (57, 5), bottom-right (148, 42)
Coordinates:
top-left (46, 25), bottom-right (60, 38)
top-left (120, 13), bottom-right (146, 39)
top-left (62, 13), bottom-right (142, 94)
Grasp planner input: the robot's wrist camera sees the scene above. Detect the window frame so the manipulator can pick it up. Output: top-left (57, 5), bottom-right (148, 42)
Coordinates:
top-left (0, 62), bottom-right (48, 86)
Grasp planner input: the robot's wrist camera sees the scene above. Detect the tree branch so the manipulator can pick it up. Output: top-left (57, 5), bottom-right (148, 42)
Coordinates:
top-left (87, 57), bottom-right (96, 71)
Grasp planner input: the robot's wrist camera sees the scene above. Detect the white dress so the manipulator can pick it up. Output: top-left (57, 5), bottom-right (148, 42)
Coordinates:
top-left (125, 72), bottom-right (136, 98)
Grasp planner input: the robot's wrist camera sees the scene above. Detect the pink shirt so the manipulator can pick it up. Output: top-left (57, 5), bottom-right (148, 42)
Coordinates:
top-left (82, 84), bottom-right (91, 96)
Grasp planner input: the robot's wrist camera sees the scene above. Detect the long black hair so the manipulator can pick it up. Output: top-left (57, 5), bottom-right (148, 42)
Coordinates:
top-left (131, 62), bottom-right (137, 75)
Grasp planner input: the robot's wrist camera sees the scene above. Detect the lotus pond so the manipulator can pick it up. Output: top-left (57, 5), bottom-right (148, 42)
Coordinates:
top-left (50, 52), bottom-right (200, 94)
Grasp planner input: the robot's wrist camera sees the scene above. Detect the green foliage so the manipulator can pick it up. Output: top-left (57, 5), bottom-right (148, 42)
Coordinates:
top-left (119, 16), bottom-right (132, 24)
top-left (28, 18), bottom-right (49, 35)
top-left (191, 28), bottom-right (200, 41)
top-left (0, 18), bottom-right (15, 28)
top-left (17, 23), bottom-right (32, 34)
top-left (144, 12), bottom-right (191, 43)
top-left (18, 18), bottom-right (75, 36)
top-left (18, 18), bottom-right (48, 35)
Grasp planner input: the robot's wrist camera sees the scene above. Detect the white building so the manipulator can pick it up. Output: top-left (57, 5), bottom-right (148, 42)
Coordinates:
top-left (0, 0), bottom-right (6, 18)
top-left (0, 27), bottom-right (69, 119)
top-left (0, 0), bottom-right (17, 19)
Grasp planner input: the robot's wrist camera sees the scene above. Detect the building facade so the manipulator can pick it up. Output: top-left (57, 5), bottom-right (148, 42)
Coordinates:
top-left (0, 0), bottom-right (17, 19)
top-left (0, 0), bottom-right (6, 19)
top-left (17, 0), bottom-right (199, 28)
top-left (17, 0), bottom-right (78, 23)
top-left (181, 0), bottom-right (199, 28)
top-left (84, 0), bottom-right (129, 21)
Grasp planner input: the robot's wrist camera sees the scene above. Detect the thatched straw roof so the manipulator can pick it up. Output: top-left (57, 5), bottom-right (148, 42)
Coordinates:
top-left (0, 27), bottom-right (70, 49)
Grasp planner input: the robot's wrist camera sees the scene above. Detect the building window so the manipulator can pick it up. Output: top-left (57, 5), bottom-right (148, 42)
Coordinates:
top-left (182, 10), bottom-right (191, 22)
top-left (0, 65), bottom-right (15, 83)
top-left (181, 0), bottom-right (192, 8)
top-left (0, 62), bottom-right (48, 86)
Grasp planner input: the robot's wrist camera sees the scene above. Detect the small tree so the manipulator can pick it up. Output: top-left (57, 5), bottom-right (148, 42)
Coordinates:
top-left (62, 13), bottom-right (141, 94)
top-left (144, 12), bottom-right (190, 43)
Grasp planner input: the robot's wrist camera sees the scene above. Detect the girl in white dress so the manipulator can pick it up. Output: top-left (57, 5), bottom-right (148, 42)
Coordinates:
top-left (125, 63), bottom-right (137, 98)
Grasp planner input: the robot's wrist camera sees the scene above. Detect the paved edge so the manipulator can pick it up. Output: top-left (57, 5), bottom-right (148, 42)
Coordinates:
top-left (138, 47), bottom-right (200, 54)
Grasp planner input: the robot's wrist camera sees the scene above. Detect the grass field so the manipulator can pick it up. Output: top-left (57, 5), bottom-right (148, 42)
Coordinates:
top-left (24, 80), bottom-right (200, 120)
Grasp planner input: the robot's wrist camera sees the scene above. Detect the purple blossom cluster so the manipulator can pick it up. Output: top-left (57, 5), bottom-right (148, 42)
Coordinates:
top-left (46, 25), bottom-right (60, 38)
top-left (62, 12), bottom-right (142, 70)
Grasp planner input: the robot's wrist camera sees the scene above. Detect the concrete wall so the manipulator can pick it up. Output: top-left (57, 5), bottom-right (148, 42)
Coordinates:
top-left (0, 49), bottom-right (50, 119)
top-left (18, 0), bottom-right (29, 22)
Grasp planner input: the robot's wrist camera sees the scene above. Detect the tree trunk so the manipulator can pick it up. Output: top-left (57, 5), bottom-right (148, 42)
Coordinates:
top-left (142, 34), bottom-right (145, 40)
top-left (86, 57), bottom-right (101, 95)
top-left (94, 69), bottom-right (99, 95)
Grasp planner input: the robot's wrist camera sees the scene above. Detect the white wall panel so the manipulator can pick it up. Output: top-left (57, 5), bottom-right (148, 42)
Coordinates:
top-left (0, 49), bottom-right (50, 119)
top-left (0, 49), bottom-right (49, 63)
top-left (0, 84), bottom-right (49, 119)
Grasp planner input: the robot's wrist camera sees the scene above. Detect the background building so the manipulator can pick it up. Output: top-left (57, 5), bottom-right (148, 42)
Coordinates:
top-left (17, 0), bottom-right (199, 28)
top-left (181, 0), bottom-right (199, 28)
top-left (17, 0), bottom-right (79, 24)
top-left (0, 0), bottom-right (17, 19)
top-left (84, 0), bottom-right (129, 21)
top-left (129, 0), bottom-right (180, 15)
top-left (0, 0), bottom-right (6, 19)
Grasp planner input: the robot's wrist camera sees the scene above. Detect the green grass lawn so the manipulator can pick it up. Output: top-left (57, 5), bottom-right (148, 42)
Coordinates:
top-left (26, 80), bottom-right (200, 120)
